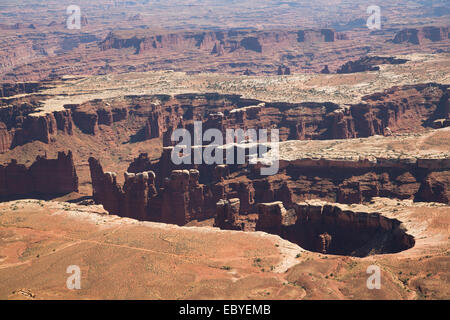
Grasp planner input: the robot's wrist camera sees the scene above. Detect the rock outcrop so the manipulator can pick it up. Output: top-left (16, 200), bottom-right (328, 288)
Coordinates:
top-left (88, 157), bottom-right (123, 215)
top-left (117, 83), bottom-right (447, 143)
top-left (0, 103), bottom-right (73, 153)
top-left (213, 199), bottom-right (416, 257)
top-left (336, 56), bottom-right (408, 74)
top-left (0, 151), bottom-right (78, 200)
top-left (215, 198), bottom-right (241, 230)
top-left (277, 65), bottom-right (291, 75)
top-left (320, 65), bottom-right (330, 74)
top-left (89, 135), bottom-right (449, 229)
top-left (0, 82), bottom-right (48, 98)
top-left (297, 29), bottom-right (345, 43)
top-left (123, 84), bottom-right (450, 142)
top-left (393, 26), bottom-right (449, 45)
top-left (253, 200), bottom-right (415, 257)
top-left (0, 122), bottom-right (12, 154)
top-left (416, 171), bottom-right (450, 203)
top-left (100, 29), bottom-right (346, 55)
top-left (2, 83), bottom-right (447, 152)
top-left (160, 169), bottom-right (204, 225)
top-left (89, 158), bottom-right (220, 226)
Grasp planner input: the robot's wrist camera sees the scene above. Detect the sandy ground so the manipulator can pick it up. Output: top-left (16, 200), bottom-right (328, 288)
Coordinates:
top-left (0, 198), bottom-right (448, 300)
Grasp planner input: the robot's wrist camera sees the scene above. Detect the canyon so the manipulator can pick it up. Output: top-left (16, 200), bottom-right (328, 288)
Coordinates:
top-left (88, 129), bottom-right (450, 231)
top-left (0, 1), bottom-right (449, 300)
top-left (0, 54), bottom-right (448, 218)
top-left (393, 26), bottom-right (450, 45)
top-left (1, 0), bottom-right (449, 81)
top-left (1, 78), bottom-right (448, 154)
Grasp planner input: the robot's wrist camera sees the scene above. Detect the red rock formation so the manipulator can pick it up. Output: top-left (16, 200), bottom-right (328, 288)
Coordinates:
top-left (96, 108), bottom-right (113, 126)
top-left (143, 110), bottom-right (164, 139)
top-left (89, 158), bottom-right (124, 215)
top-left (252, 201), bottom-right (415, 257)
top-left (3, 83), bottom-right (442, 153)
top-left (320, 83), bottom-right (448, 138)
top-left (91, 138), bottom-right (449, 231)
top-left (0, 159), bottom-right (32, 196)
top-left (0, 122), bottom-right (12, 153)
top-left (320, 65), bottom-right (330, 74)
top-left (126, 143), bottom-right (449, 212)
top-left (277, 65), bottom-right (291, 75)
top-left (66, 99), bottom-right (174, 138)
top-left (0, 151), bottom-right (78, 199)
top-left (89, 158), bottom-right (220, 225)
top-left (0, 23), bottom-right (36, 30)
top-left (127, 153), bottom-right (156, 174)
top-left (78, 84), bottom-right (448, 225)
top-left (337, 56), bottom-right (408, 74)
top-left (90, 157), bottom-right (161, 221)
top-left (416, 171), bottom-right (450, 203)
top-left (316, 233), bottom-right (332, 254)
top-left (29, 151), bottom-right (78, 195)
top-left (214, 198), bottom-right (258, 231)
top-left (256, 202), bottom-right (289, 233)
top-left (215, 198), bottom-right (241, 230)
top-left (393, 28), bottom-right (421, 45)
top-left (161, 170), bottom-right (200, 225)
top-left (297, 29), bottom-right (341, 43)
top-left (0, 82), bottom-right (46, 98)
top-left (123, 171), bottom-right (157, 220)
top-left (100, 29), bottom-right (346, 56)
top-left (393, 26), bottom-right (449, 44)
top-left (53, 110), bottom-right (73, 134)
top-left (67, 104), bottom-right (98, 135)
top-left (0, 103), bottom-right (73, 153)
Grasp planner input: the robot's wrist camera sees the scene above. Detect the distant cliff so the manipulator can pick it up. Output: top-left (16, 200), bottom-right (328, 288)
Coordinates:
top-left (100, 29), bottom-right (346, 55)
top-left (393, 26), bottom-right (449, 44)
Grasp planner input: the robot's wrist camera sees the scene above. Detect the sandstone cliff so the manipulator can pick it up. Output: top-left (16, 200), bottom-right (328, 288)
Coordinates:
top-left (251, 201), bottom-right (415, 257)
top-left (0, 82), bottom-right (48, 98)
top-left (100, 29), bottom-right (345, 56)
top-left (2, 83), bottom-right (447, 153)
top-left (336, 56), bottom-right (408, 74)
top-left (89, 157), bottom-right (219, 226)
top-left (89, 135), bottom-right (449, 229)
top-left (393, 26), bottom-right (449, 45)
top-left (0, 151), bottom-right (78, 200)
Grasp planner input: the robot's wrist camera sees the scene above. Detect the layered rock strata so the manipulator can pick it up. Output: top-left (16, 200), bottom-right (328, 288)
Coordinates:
top-left (100, 29), bottom-right (346, 55)
top-left (0, 151), bottom-right (78, 200)
top-left (1, 83), bottom-right (448, 153)
top-left (0, 102), bottom-right (73, 153)
top-left (336, 56), bottom-right (408, 74)
top-left (393, 26), bottom-right (449, 45)
top-left (89, 141), bottom-right (449, 228)
top-left (89, 157), bottom-right (222, 226)
top-left (251, 200), bottom-right (415, 257)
